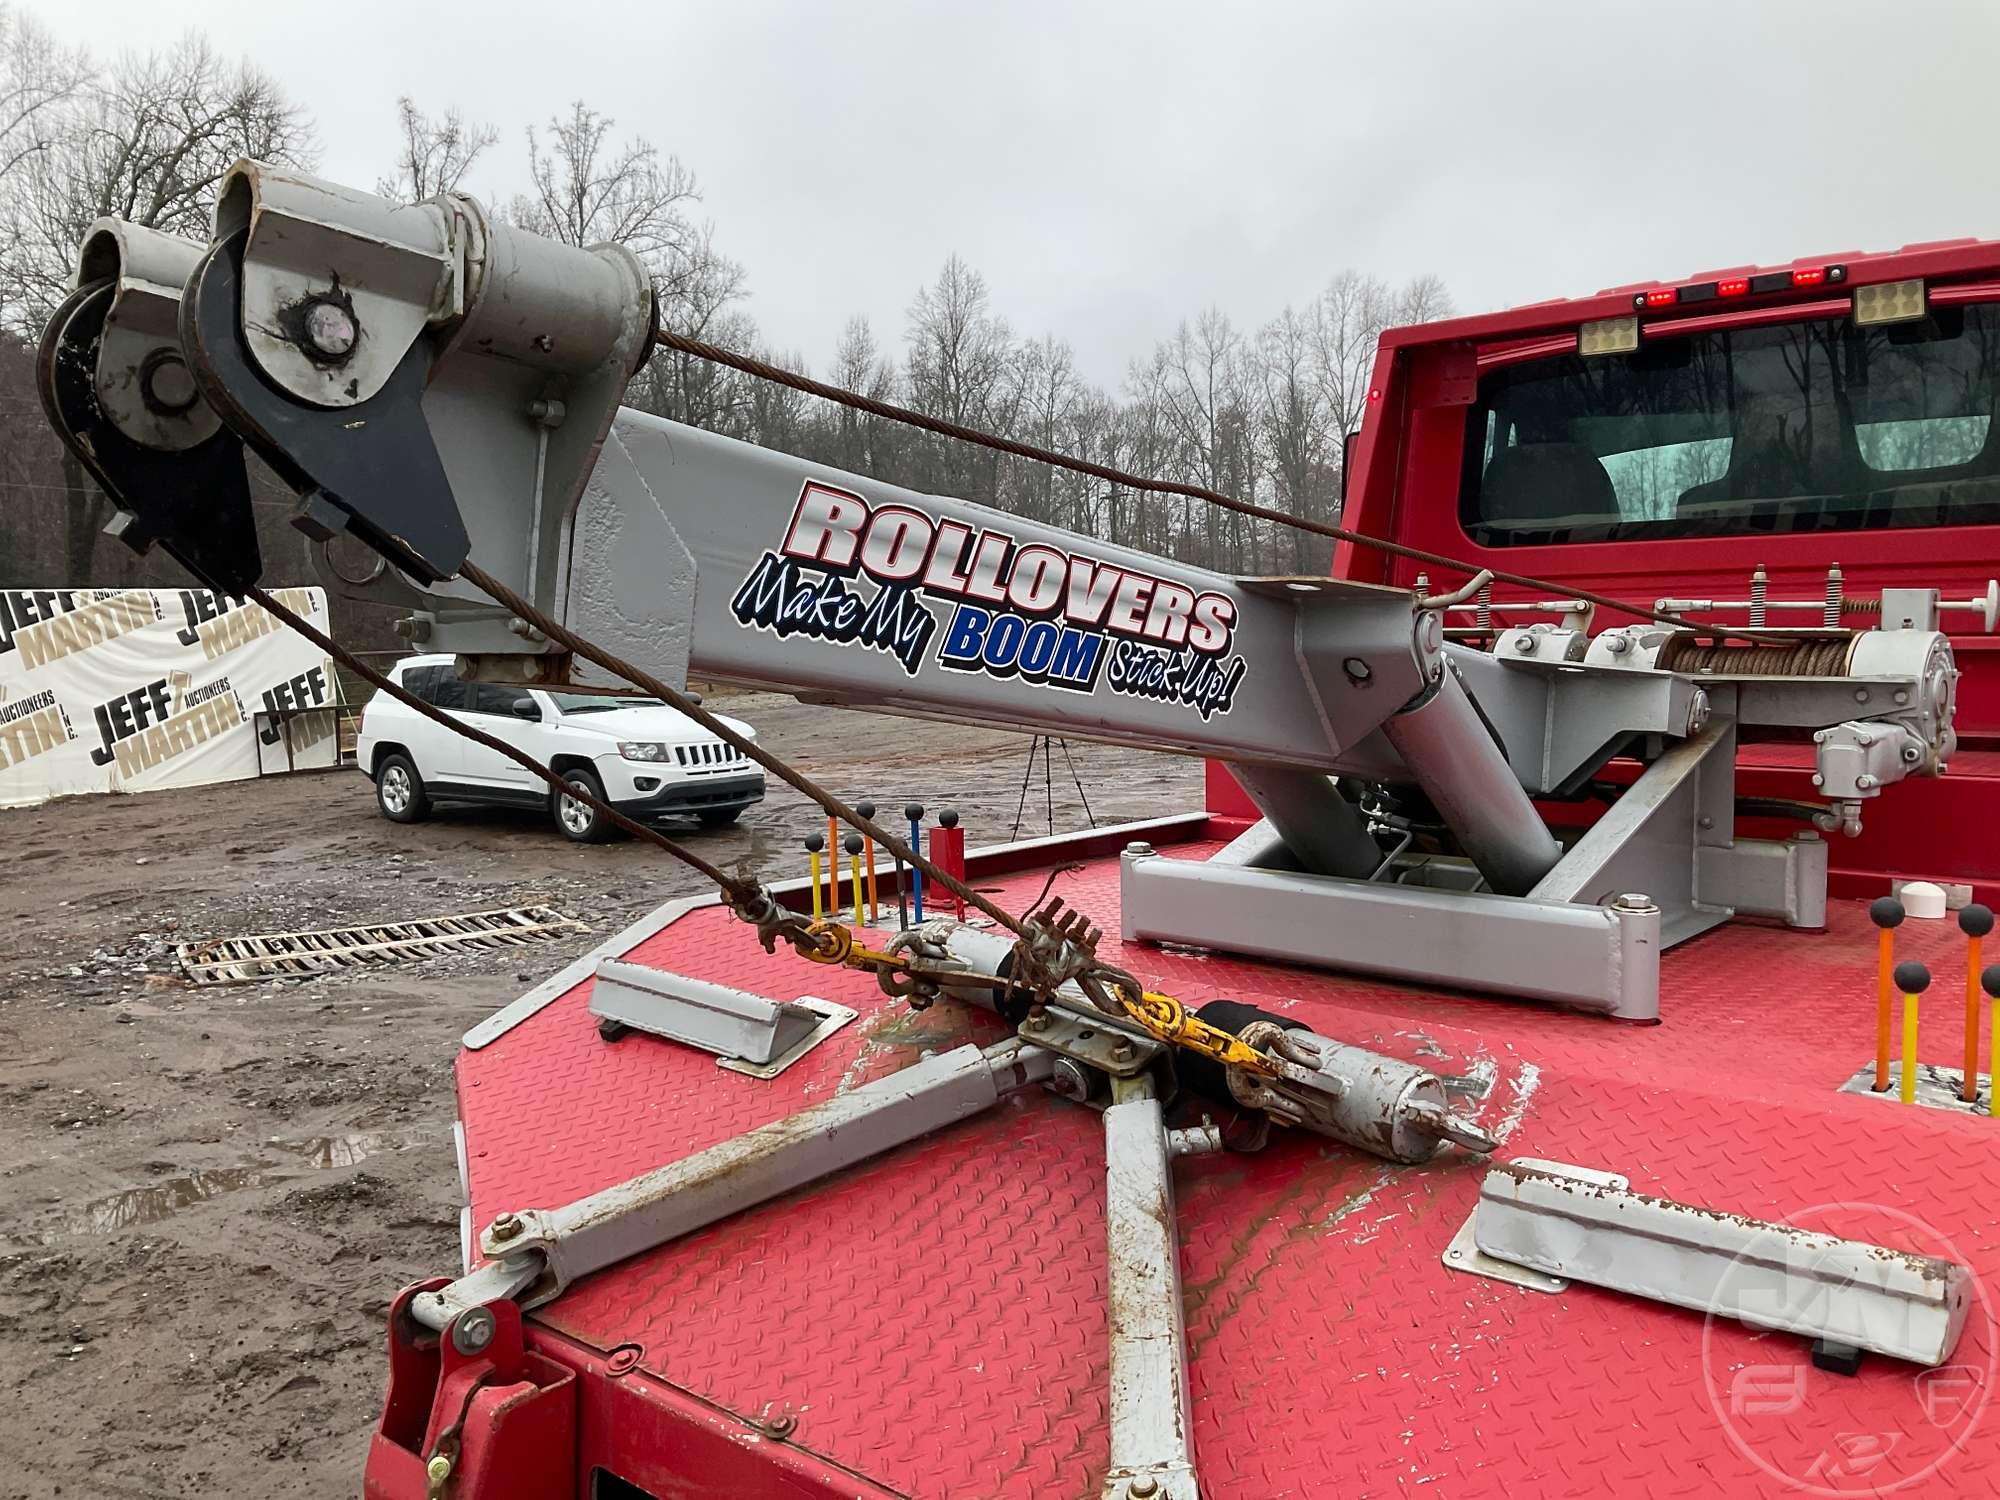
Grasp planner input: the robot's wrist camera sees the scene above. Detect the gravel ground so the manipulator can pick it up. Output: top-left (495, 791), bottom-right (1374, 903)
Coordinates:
top-left (0, 690), bottom-right (1201, 1498)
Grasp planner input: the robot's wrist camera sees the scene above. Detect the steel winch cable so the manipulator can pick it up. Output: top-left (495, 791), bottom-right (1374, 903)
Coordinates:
top-left (456, 560), bottom-right (1028, 941)
top-left (645, 327), bottom-right (1780, 644)
top-left (251, 321), bottom-right (1825, 1047)
top-left (254, 573), bottom-right (1221, 1076)
top-left (245, 585), bottom-right (763, 906)
top-left (449, 563), bottom-right (1291, 1074)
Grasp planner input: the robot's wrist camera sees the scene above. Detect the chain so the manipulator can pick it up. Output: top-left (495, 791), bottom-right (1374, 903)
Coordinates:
top-left (1079, 967), bottom-right (1279, 1078)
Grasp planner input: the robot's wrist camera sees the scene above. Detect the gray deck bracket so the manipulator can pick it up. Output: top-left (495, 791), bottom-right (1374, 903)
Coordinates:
top-left (588, 959), bottom-right (854, 1072)
top-left (1467, 1159), bottom-right (1973, 1367)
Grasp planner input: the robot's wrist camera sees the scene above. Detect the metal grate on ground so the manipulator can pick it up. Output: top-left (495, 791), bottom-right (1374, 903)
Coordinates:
top-left (176, 906), bottom-right (588, 985)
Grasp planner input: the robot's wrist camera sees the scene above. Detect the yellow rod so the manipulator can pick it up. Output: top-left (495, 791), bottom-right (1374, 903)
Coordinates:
top-left (809, 851), bottom-right (823, 921)
top-left (1902, 991), bottom-right (1920, 1105)
top-left (1875, 929), bottom-right (1894, 1092)
top-left (863, 835), bottom-right (880, 922)
top-left (1966, 935), bottom-right (1983, 1104)
top-left (1991, 994), bottom-right (1998, 1119)
top-left (851, 847), bottom-right (865, 927)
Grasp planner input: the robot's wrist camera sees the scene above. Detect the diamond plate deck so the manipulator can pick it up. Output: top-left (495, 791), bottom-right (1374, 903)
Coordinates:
top-left (457, 843), bottom-right (2000, 1498)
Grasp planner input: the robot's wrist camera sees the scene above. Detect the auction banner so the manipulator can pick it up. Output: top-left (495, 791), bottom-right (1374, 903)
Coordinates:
top-left (0, 586), bottom-right (341, 810)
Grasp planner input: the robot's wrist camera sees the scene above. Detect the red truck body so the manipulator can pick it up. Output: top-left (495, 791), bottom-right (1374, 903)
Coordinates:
top-left (368, 241), bottom-right (2000, 1500)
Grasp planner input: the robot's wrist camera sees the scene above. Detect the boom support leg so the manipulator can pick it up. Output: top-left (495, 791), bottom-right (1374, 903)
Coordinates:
top-left (1101, 1076), bottom-right (1216, 1500)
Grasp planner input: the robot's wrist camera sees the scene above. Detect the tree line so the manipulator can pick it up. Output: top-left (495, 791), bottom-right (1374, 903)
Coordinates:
top-left (0, 10), bottom-right (1451, 612)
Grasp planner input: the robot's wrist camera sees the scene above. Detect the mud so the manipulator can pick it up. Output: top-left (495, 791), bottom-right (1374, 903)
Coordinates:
top-left (0, 690), bottom-right (1199, 1498)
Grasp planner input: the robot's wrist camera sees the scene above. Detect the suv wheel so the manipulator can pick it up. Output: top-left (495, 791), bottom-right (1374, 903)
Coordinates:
top-left (554, 768), bottom-right (620, 843)
top-left (375, 753), bottom-right (430, 823)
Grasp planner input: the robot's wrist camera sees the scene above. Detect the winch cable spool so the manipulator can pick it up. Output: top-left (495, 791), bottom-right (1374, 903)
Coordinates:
top-left (1654, 634), bottom-right (1858, 678)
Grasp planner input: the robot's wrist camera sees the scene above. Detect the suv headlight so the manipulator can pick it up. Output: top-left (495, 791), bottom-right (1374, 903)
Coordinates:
top-left (618, 741), bottom-right (671, 762)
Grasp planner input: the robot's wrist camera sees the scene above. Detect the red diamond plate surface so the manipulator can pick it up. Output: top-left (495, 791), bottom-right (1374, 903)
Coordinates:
top-left (458, 843), bottom-right (2000, 1498)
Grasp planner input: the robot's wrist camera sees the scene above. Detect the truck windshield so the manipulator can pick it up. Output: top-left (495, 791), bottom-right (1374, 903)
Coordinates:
top-left (1460, 302), bottom-right (2000, 546)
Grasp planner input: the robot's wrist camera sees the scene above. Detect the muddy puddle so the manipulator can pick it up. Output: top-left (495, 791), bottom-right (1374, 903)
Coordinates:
top-left (58, 1131), bottom-right (418, 1236)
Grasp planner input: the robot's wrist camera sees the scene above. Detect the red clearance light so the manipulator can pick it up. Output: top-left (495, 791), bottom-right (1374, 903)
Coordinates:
top-left (1792, 266), bottom-right (1827, 287)
top-left (1717, 278), bottom-right (1750, 298)
top-left (1643, 288), bottom-right (1676, 308)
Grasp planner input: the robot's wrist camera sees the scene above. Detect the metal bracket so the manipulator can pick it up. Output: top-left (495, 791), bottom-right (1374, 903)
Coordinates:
top-left (588, 959), bottom-right (853, 1072)
top-left (1471, 1160), bottom-right (1973, 1366)
top-left (1442, 1158), bottom-right (1626, 1292)
top-left (1017, 1004), bottom-right (1166, 1078)
top-left (718, 1000), bottom-right (857, 1079)
top-left (1442, 1211), bottom-right (1568, 1293)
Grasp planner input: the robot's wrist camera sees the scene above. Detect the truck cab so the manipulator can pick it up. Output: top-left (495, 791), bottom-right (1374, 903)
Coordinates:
top-left (1238, 242), bottom-right (2000, 895)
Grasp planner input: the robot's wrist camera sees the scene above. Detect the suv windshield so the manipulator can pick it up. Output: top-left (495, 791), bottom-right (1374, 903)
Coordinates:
top-left (1461, 302), bottom-right (2000, 545)
top-left (545, 692), bottom-right (668, 714)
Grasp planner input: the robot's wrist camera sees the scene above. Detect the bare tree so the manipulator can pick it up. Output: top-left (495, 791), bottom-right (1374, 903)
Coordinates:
top-left (825, 315), bottom-right (899, 478)
top-left (1392, 272), bottom-right (1454, 327)
top-left (1142, 308), bottom-right (1259, 568)
top-left (1013, 333), bottom-right (1083, 526)
top-left (1255, 303), bottom-right (1337, 568)
top-left (511, 102), bottom-right (754, 422)
top-left (375, 96), bottom-right (495, 204)
top-left (0, 33), bottom-right (314, 331)
top-left (513, 102), bottom-right (697, 267)
top-left (0, 6), bottom-right (88, 187)
top-left (630, 222), bottom-right (753, 431)
top-left (1312, 270), bottom-right (1456, 447)
top-left (904, 255), bottom-right (1017, 499)
top-left (0, 31), bottom-right (314, 579)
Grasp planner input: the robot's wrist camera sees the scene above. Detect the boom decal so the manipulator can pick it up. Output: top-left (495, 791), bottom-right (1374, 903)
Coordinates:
top-left (730, 480), bottom-right (1246, 718)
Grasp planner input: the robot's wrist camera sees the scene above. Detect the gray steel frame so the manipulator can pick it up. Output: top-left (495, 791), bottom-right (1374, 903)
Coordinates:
top-left (1121, 841), bottom-right (1667, 1021)
top-left (1101, 1076), bottom-right (1207, 1500)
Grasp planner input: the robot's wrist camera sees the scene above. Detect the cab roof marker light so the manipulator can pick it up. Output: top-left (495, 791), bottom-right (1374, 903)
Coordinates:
top-left (1635, 265), bottom-right (1848, 311)
top-left (1854, 278), bottom-right (1928, 327)
top-left (1578, 315), bottom-right (1640, 357)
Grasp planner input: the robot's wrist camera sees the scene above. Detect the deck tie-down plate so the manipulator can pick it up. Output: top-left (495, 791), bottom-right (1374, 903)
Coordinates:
top-left (1441, 1156), bottom-right (1625, 1293)
top-left (589, 958), bottom-right (855, 1075)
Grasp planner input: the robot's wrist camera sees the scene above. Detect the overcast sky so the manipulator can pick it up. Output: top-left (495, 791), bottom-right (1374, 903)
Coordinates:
top-left (25, 0), bottom-right (2000, 386)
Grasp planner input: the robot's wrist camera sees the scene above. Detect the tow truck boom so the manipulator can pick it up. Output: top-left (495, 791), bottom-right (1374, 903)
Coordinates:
top-left (39, 160), bottom-right (1966, 1021)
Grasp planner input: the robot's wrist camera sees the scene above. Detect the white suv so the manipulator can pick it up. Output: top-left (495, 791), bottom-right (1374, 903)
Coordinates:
top-left (356, 654), bottom-right (764, 842)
